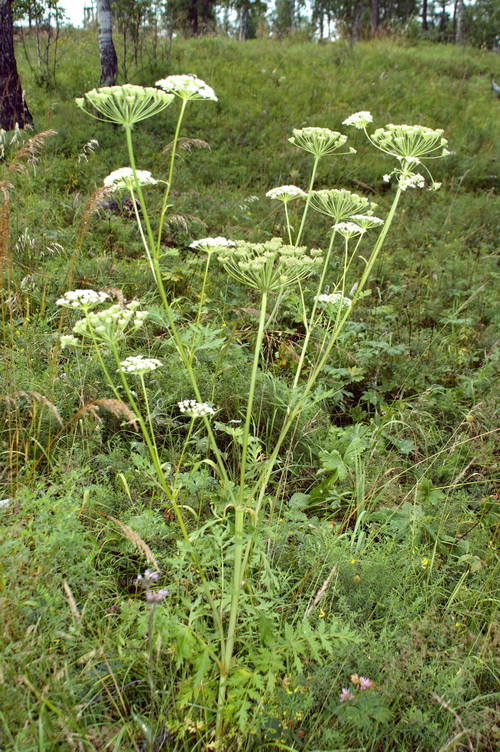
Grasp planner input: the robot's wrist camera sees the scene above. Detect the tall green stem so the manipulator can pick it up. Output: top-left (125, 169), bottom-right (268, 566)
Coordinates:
top-left (157, 99), bottom-right (188, 249)
top-left (215, 289), bottom-right (269, 742)
top-left (295, 155), bottom-right (320, 246)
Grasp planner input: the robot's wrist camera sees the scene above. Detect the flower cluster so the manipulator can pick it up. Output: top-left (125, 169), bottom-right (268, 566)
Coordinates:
top-left (289, 127), bottom-right (349, 157)
top-left (189, 237), bottom-right (235, 254)
top-left (340, 674), bottom-right (375, 702)
top-left (350, 214), bottom-right (385, 230)
top-left (316, 292), bottom-right (352, 308)
top-left (343, 111), bottom-right (373, 129)
top-left (370, 124), bottom-right (449, 161)
top-left (156, 74), bottom-right (217, 101)
top-left (178, 400), bottom-right (216, 418)
top-left (119, 355), bottom-right (163, 375)
top-left (216, 237), bottom-right (323, 293)
top-left (103, 167), bottom-right (157, 192)
top-left (56, 289), bottom-right (109, 310)
top-left (136, 569), bottom-right (169, 604)
top-left (66, 301), bottom-right (148, 347)
top-left (332, 222), bottom-right (367, 238)
top-left (266, 185), bottom-right (307, 202)
top-left (76, 85), bottom-right (174, 127)
top-left (309, 189), bottom-right (376, 222)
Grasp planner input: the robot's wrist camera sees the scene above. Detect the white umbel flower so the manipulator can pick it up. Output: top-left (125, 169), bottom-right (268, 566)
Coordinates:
top-left (343, 111), bottom-right (373, 129)
top-left (56, 289), bottom-right (109, 310)
top-left (332, 222), bottom-right (367, 238)
top-left (104, 167), bottom-right (157, 192)
top-left (119, 355), bottom-right (163, 374)
top-left (289, 127), bottom-right (348, 157)
top-left (316, 292), bottom-right (352, 308)
top-left (178, 399), bottom-right (216, 417)
top-left (76, 85), bottom-right (174, 127)
top-left (156, 75), bottom-right (217, 101)
top-left (266, 185), bottom-right (307, 202)
top-left (189, 237), bottom-right (235, 253)
top-left (350, 214), bottom-right (385, 229)
top-left (398, 172), bottom-right (426, 191)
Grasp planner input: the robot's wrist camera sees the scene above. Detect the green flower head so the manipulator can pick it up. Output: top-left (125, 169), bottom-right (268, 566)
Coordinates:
top-left (216, 237), bottom-right (323, 293)
top-left (76, 84), bottom-right (174, 128)
top-left (289, 127), bottom-right (349, 157)
top-left (309, 189), bottom-right (376, 222)
top-left (371, 124), bottom-right (448, 161)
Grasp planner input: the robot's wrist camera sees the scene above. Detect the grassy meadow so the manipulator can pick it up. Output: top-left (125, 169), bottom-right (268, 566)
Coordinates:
top-left (0, 31), bottom-right (499, 751)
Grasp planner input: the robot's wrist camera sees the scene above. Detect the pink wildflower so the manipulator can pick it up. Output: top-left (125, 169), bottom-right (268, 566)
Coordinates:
top-left (340, 688), bottom-right (355, 702)
top-left (359, 676), bottom-right (374, 690)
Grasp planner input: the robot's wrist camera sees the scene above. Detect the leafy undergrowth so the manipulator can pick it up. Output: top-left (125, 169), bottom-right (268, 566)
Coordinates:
top-left (0, 33), bottom-right (498, 751)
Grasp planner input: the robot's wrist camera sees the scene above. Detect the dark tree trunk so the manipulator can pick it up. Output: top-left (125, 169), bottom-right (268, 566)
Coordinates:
top-left (96, 0), bottom-right (118, 86)
top-left (0, 0), bottom-right (33, 130)
top-left (422, 0), bottom-right (428, 31)
top-left (371, 0), bottom-right (379, 37)
top-left (189, 0), bottom-right (198, 35)
top-left (202, 0), bottom-right (209, 33)
top-left (239, 1), bottom-right (249, 40)
top-left (351, 2), bottom-right (362, 42)
top-left (455, 0), bottom-right (465, 43)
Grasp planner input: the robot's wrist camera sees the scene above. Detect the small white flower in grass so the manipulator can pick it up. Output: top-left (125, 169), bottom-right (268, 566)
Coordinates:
top-left (178, 399), bottom-right (215, 418)
top-left (343, 111), bottom-right (373, 129)
top-left (56, 289), bottom-right (109, 310)
top-left (266, 185), bottom-right (307, 202)
top-left (189, 237), bottom-right (235, 253)
top-left (60, 334), bottom-right (80, 349)
top-left (317, 292), bottom-right (352, 308)
top-left (156, 74), bottom-right (217, 101)
top-left (398, 172), bottom-right (426, 191)
top-left (119, 355), bottom-right (163, 375)
top-left (332, 222), bottom-right (367, 238)
top-left (383, 174), bottom-right (392, 183)
top-left (104, 167), bottom-right (157, 192)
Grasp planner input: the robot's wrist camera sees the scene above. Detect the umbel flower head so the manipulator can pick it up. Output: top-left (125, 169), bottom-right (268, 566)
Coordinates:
top-left (119, 355), bottom-right (163, 375)
top-left (289, 127), bottom-right (349, 157)
top-left (104, 167), bottom-right (157, 192)
top-left (56, 289), bottom-right (109, 311)
top-left (343, 111), bottom-right (373, 129)
top-left (178, 400), bottom-right (215, 418)
top-left (266, 185), bottom-right (307, 202)
top-left (370, 124), bottom-right (449, 161)
top-left (309, 189), bottom-right (376, 222)
top-left (156, 74), bottom-right (217, 101)
top-left (317, 292), bottom-right (352, 309)
top-left (216, 237), bottom-right (323, 293)
top-left (350, 214), bottom-right (385, 230)
top-left (331, 222), bottom-right (366, 239)
top-left (69, 301), bottom-right (148, 347)
top-left (76, 85), bottom-right (174, 127)
top-left (189, 237), bottom-right (235, 254)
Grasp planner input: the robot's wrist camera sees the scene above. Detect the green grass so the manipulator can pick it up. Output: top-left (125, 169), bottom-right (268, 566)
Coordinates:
top-left (0, 32), bottom-right (498, 751)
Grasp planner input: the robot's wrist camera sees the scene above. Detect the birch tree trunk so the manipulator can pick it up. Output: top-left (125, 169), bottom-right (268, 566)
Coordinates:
top-left (96, 0), bottom-right (118, 86)
top-left (0, 0), bottom-right (33, 130)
